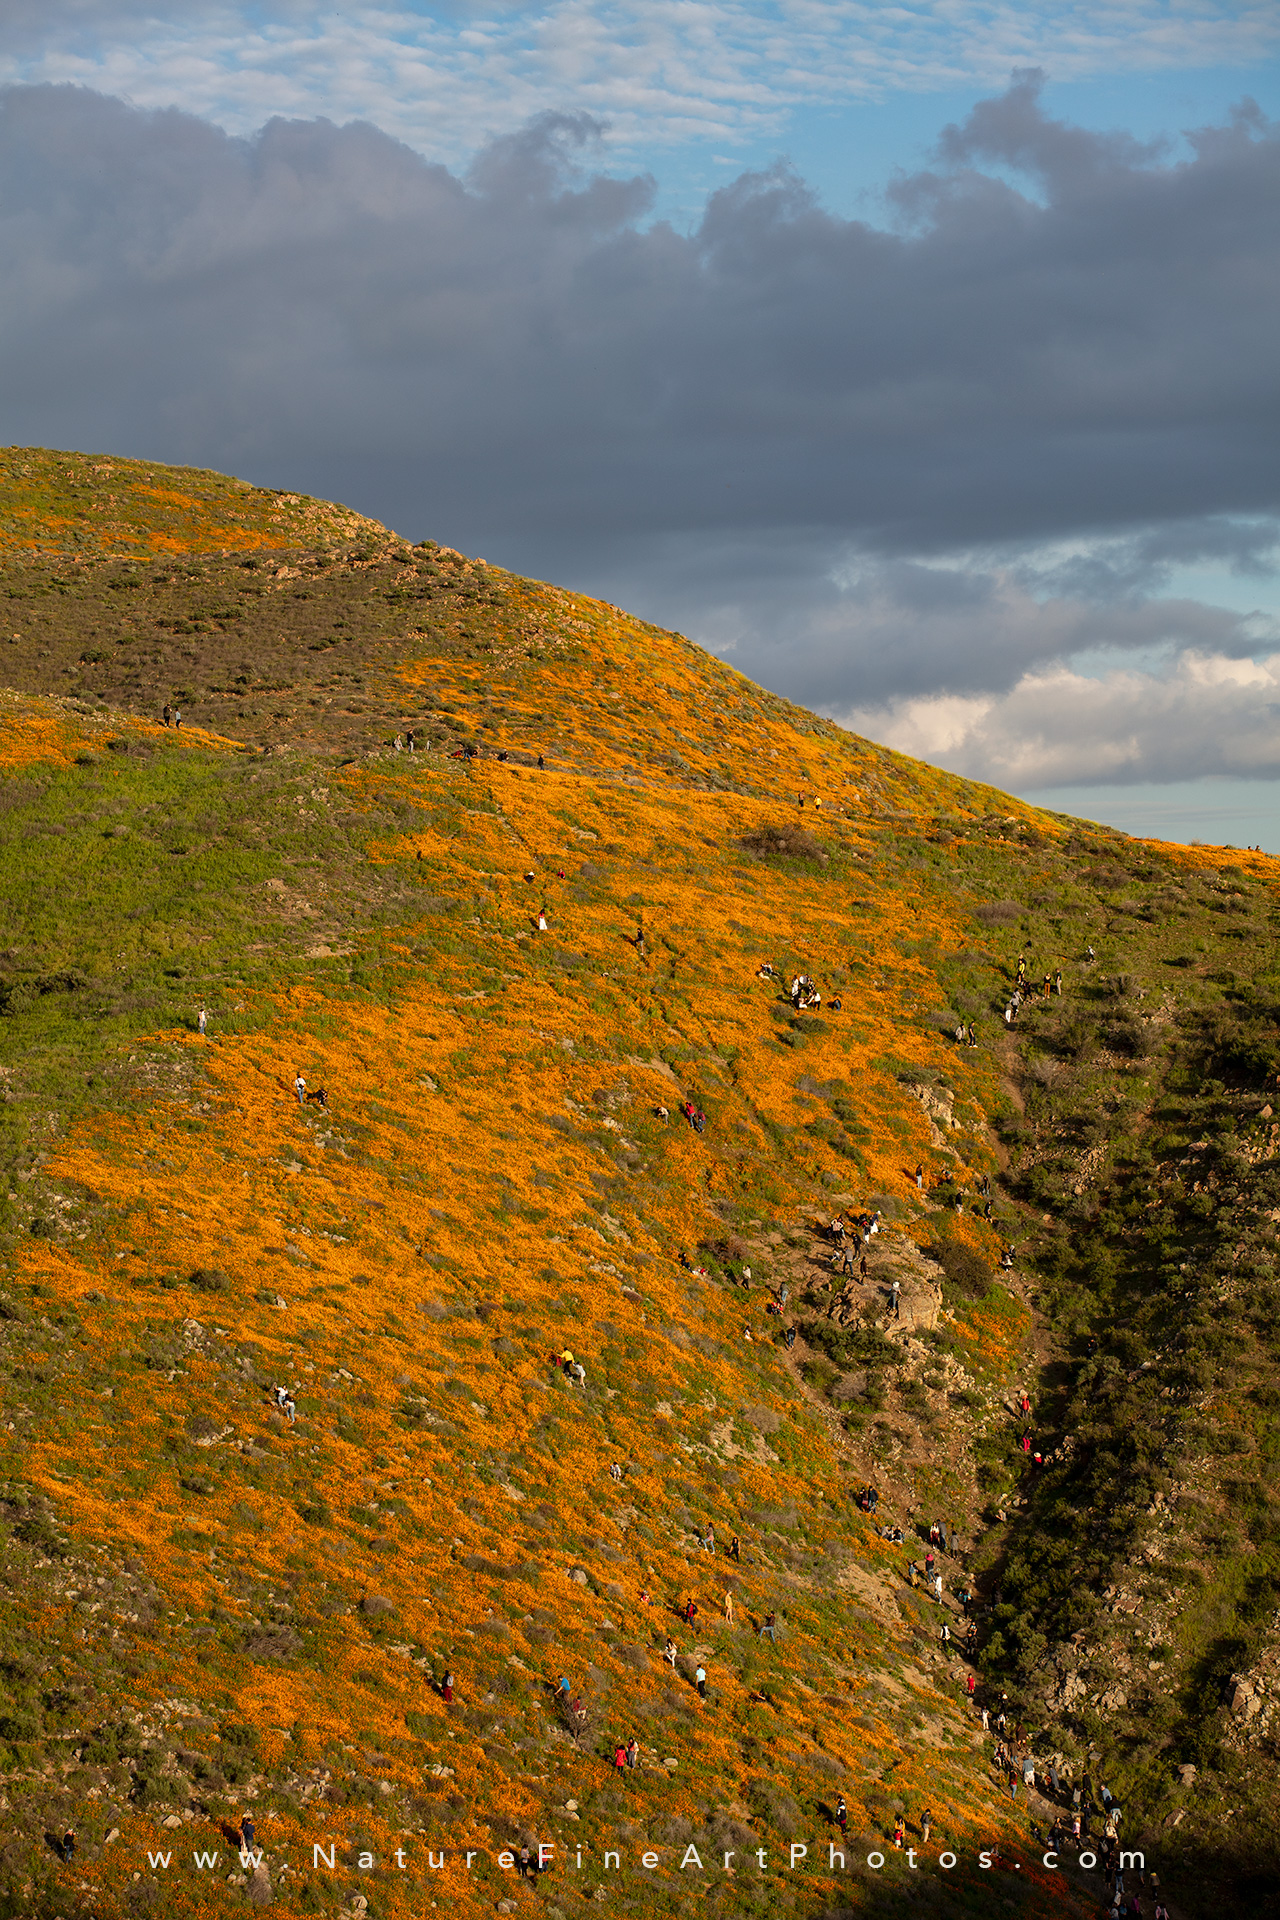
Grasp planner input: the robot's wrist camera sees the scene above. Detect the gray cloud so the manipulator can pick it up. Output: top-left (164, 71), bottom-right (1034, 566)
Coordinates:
top-left (0, 75), bottom-right (1276, 780)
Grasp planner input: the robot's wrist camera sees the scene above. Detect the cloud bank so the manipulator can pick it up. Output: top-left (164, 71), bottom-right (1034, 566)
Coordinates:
top-left (0, 72), bottom-right (1276, 786)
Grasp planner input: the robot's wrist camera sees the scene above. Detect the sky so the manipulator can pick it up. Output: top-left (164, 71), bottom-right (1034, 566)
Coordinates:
top-left (2, 4), bottom-right (1279, 846)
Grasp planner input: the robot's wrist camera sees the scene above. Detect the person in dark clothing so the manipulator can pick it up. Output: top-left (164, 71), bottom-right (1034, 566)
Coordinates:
top-left (240, 1814), bottom-right (255, 1851)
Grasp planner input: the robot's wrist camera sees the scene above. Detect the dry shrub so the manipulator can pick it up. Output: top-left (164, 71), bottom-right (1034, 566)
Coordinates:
top-left (740, 822), bottom-right (824, 860)
top-left (925, 1240), bottom-right (992, 1300)
top-left (973, 899), bottom-right (1024, 926)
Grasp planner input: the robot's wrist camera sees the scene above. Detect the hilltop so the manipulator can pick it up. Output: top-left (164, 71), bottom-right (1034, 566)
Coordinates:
top-left (2, 448), bottom-right (1279, 1920)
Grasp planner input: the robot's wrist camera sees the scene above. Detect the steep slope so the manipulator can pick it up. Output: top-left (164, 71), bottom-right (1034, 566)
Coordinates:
top-left (1, 450), bottom-right (1278, 1920)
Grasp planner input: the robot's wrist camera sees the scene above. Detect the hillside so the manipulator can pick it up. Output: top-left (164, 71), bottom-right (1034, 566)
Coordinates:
top-left (2, 447), bottom-right (1279, 1920)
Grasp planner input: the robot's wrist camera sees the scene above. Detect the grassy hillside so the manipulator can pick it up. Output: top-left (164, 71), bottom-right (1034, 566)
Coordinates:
top-left (1, 449), bottom-right (1278, 1920)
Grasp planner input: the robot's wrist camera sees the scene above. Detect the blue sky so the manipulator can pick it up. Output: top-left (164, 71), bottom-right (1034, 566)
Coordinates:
top-left (3, 3), bottom-right (1279, 847)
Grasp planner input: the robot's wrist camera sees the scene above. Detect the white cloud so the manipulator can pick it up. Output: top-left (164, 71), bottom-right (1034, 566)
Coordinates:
top-left (844, 650), bottom-right (1280, 786)
top-left (3, 3), bottom-right (1278, 165)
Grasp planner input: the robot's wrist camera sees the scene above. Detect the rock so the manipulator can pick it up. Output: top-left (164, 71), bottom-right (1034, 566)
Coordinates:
top-left (1262, 1104), bottom-right (1274, 1119)
top-left (162, 1814), bottom-right (182, 1828)
top-left (663, 1757), bottom-right (678, 1769)
top-left (1229, 1676), bottom-right (1260, 1720)
top-left (569, 1568), bottom-right (589, 1586)
top-left (360, 1593), bottom-right (395, 1617)
top-left (1177, 1763), bottom-right (1197, 1785)
top-left (247, 1864), bottom-right (273, 1906)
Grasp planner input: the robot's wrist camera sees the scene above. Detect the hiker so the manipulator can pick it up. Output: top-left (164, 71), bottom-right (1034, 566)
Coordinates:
top-left (703, 1524), bottom-right (715, 1554)
top-left (536, 905), bottom-right (549, 932)
top-left (614, 1742), bottom-right (627, 1774)
top-left (517, 1845), bottom-right (532, 1878)
top-left (406, 730), bottom-right (415, 753)
top-left (240, 1814), bottom-right (256, 1852)
top-left (696, 1665), bottom-right (707, 1699)
top-left (981, 1706), bottom-right (990, 1731)
top-left (940, 1623), bottom-right (951, 1648)
top-left (890, 1278), bottom-right (901, 1319)
top-left (915, 1163), bottom-right (924, 1189)
top-left (197, 1007), bottom-right (207, 1036)
top-left (683, 1597), bottom-right (698, 1625)
top-left (934, 1573), bottom-right (943, 1601)
top-left (163, 704), bottom-right (172, 727)
top-left (729, 1535), bottom-right (740, 1562)
top-left (571, 1361), bottom-right (586, 1388)
top-left (538, 754), bottom-right (545, 769)
top-left (173, 709), bottom-right (182, 727)
top-left (966, 1672), bottom-right (976, 1697)
top-left (441, 1672), bottom-right (454, 1702)
top-left (925, 1548), bottom-right (936, 1577)
top-left (1020, 1391), bottom-right (1032, 1416)
top-left (663, 1639), bottom-right (677, 1668)
top-left (835, 1795), bottom-right (847, 1835)
top-left (966, 1023), bottom-right (977, 1046)
top-left (724, 1590), bottom-right (734, 1624)
top-left (610, 1462), bottom-right (624, 1481)
top-left (1054, 969), bottom-right (1063, 995)
top-left (1021, 1430), bottom-right (1031, 1453)
top-left (760, 1609), bottom-right (778, 1643)
top-left (394, 734), bottom-right (403, 751)
top-left (784, 1325), bottom-right (796, 1349)
top-left (656, 1105), bottom-right (669, 1123)
top-left (295, 1072), bottom-right (307, 1104)
top-left (1043, 974), bottom-right (1052, 998)
top-left (920, 1809), bottom-right (932, 1843)
top-left (626, 1736), bottom-right (639, 1768)
top-left (893, 1814), bottom-right (905, 1849)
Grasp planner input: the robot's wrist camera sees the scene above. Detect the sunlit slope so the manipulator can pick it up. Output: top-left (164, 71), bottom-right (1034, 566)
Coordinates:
top-left (3, 455), bottom-right (1280, 1919)
top-left (0, 446), bottom-right (384, 559)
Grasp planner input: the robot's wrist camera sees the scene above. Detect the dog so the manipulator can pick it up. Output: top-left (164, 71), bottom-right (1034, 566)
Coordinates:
top-left (305, 1086), bottom-right (328, 1109)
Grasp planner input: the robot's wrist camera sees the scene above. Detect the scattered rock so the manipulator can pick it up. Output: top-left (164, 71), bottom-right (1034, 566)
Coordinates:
top-left (360, 1593), bottom-right (395, 1617)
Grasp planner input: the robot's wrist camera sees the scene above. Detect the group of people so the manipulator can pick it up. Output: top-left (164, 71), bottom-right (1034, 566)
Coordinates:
top-left (1004, 956), bottom-right (1063, 1028)
top-left (789, 974), bottom-right (821, 1010)
top-left (552, 1348), bottom-right (587, 1388)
